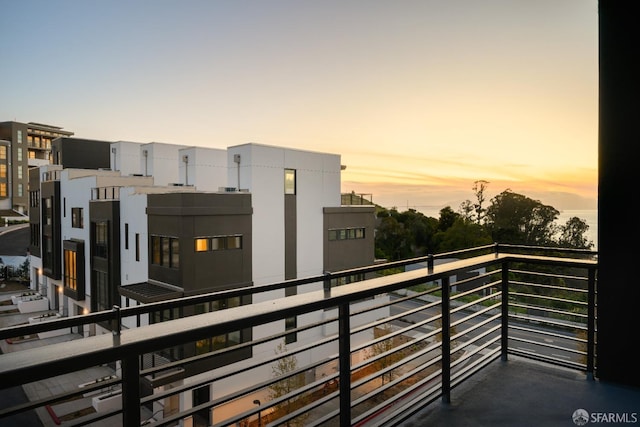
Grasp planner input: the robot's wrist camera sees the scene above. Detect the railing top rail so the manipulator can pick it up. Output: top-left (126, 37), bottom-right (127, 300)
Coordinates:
top-left (0, 251), bottom-right (596, 389)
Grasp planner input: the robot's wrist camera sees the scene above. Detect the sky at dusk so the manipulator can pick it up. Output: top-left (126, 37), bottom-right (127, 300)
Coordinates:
top-left (1, 0), bottom-right (599, 213)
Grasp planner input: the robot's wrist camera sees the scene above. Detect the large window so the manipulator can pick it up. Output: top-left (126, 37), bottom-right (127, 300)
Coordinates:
top-left (43, 197), bottom-right (52, 225)
top-left (93, 270), bottom-right (111, 312)
top-left (284, 169), bottom-right (296, 194)
top-left (64, 240), bottom-right (85, 301)
top-left (151, 235), bottom-right (180, 268)
top-left (93, 221), bottom-right (108, 258)
top-left (64, 249), bottom-right (77, 291)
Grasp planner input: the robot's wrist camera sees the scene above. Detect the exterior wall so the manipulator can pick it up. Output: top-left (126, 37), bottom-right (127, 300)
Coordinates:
top-left (178, 146), bottom-right (228, 191)
top-left (140, 142), bottom-right (183, 186)
top-left (118, 187), bottom-right (149, 287)
top-left (323, 206), bottom-right (376, 272)
top-left (110, 141), bottom-right (144, 176)
top-left (146, 192), bottom-right (253, 294)
top-left (227, 143), bottom-right (341, 290)
top-left (51, 138), bottom-right (111, 170)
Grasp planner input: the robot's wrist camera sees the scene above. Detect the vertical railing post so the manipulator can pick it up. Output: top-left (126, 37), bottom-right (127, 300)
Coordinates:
top-left (112, 305), bottom-right (121, 345)
top-left (338, 303), bottom-right (351, 426)
top-left (427, 254), bottom-right (434, 273)
top-left (111, 305), bottom-right (122, 345)
top-left (586, 267), bottom-right (597, 380)
top-left (323, 271), bottom-right (332, 298)
top-left (441, 276), bottom-right (451, 404)
top-left (501, 262), bottom-right (509, 361)
top-left (121, 354), bottom-right (141, 427)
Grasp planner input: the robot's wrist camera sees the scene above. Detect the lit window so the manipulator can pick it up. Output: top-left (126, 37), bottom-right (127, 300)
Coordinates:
top-left (195, 238), bottom-right (209, 252)
top-left (64, 249), bottom-right (77, 291)
top-left (0, 164), bottom-right (5, 178)
top-left (0, 146), bottom-right (6, 160)
top-left (284, 169), bottom-right (296, 194)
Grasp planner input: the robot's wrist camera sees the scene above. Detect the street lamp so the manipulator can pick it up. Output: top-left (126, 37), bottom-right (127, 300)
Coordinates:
top-left (253, 399), bottom-right (262, 427)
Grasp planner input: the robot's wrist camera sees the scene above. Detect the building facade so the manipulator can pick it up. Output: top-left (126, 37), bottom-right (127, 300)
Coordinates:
top-left (28, 138), bottom-right (378, 423)
top-left (0, 121), bottom-right (73, 215)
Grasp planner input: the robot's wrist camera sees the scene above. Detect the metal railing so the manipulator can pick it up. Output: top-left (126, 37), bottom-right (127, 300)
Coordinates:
top-left (0, 245), bottom-right (597, 426)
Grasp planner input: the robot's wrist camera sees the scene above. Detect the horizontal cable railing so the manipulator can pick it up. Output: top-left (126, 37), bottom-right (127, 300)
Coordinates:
top-left (0, 245), bottom-right (597, 426)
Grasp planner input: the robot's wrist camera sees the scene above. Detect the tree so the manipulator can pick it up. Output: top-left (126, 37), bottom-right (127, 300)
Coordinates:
top-left (434, 218), bottom-right (492, 253)
top-left (485, 190), bottom-right (559, 245)
top-left (472, 180), bottom-right (490, 225)
top-left (437, 206), bottom-right (459, 231)
top-left (268, 342), bottom-right (308, 426)
top-left (558, 217), bottom-right (594, 249)
top-left (366, 324), bottom-right (403, 385)
top-left (374, 213), bottom-right (413, 261)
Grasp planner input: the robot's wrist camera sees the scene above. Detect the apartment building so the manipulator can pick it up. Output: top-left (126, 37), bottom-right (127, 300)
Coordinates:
top-left (28, 138), bottom-right (378, 423)
top-left (0, 121), bottom-right (73, 215)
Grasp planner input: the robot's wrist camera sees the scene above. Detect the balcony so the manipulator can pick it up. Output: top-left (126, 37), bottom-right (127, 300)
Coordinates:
top-left (2, 244), bottom-right (637, 427)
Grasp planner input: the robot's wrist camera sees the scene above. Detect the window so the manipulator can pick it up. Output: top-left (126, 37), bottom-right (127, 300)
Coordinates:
top-left (150, 235), bottom-right (179, 268)
top-left (124, 224), bottom-right (129, 249)
top-left (64, 249), bottom-right (77, 291)
top-left (71, 208), bottom-right (83, 228)
top-left (43, 198), bottom-right (52, 225)
top-left (328, 227), bottom-right (366, 241)
top-left (285, 316), bottom-right (297, 344)
top-left (0, 146), bottom-right (6, 160)
top-left (0, 183), bottom-right (5, 197)
top-left (194, 298), bottom-right (243, 355)
top-left (30, 224), bottom-right (40, 247)
top-left (93, 221), bottom-right (108, 258)
top-left (17, 166), bottom-right (22, 180)
top-left (17, 148), bottom-right (22, 162)
top-left (93, 270), bottom-right (110, 312)
top-left (196, 235), bottom-right (242, 252)
top-left (135, 233), bottom-right (140, 261)
top-left (195, 238), bottom-right (209, 252)
top-left (17, 130), bottom-right (22, 143)
top-left (17, 184), bottom-right (23, 197)
top-left (0, 164), bottom-right (5, 178)
top-left (284, 169), bottom-right (296, 194)
top-left (30, 191), bottom-right (39, 208)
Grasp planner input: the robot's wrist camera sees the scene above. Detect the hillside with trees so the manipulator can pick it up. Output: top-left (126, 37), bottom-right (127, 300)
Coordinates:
top-left (375, 181), bottom-right (594, 261)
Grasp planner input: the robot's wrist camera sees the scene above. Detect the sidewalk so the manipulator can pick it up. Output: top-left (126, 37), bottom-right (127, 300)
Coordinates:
top-left (0, 289), bottom-right (119, 427)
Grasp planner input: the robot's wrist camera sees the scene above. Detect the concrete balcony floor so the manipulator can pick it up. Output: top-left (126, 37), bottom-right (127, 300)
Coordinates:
top-left (399, 355), bottom-right (640, 427)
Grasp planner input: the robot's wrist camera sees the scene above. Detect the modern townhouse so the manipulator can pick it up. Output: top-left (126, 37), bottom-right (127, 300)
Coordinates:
top-left (27, 137), bottom-right (379, 424)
